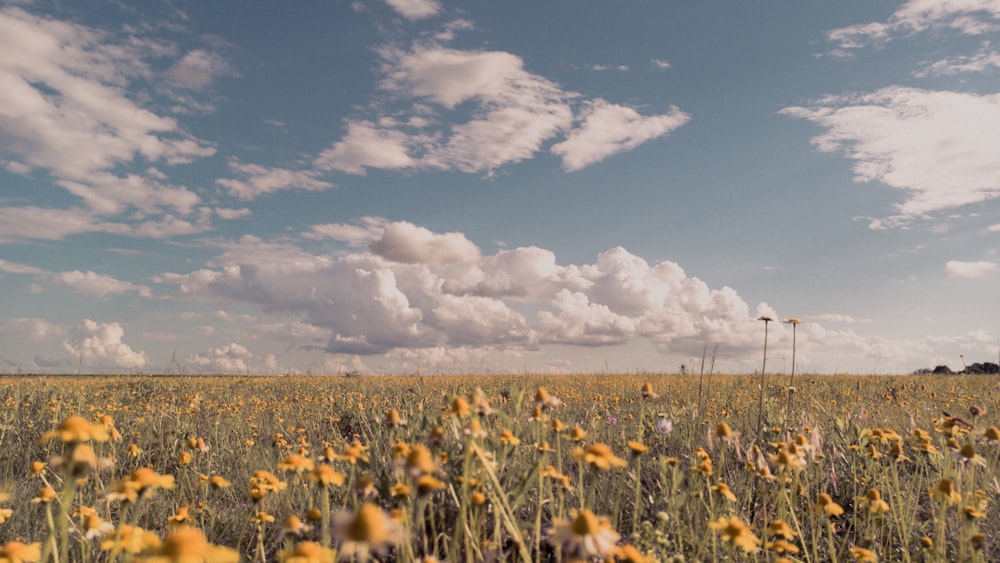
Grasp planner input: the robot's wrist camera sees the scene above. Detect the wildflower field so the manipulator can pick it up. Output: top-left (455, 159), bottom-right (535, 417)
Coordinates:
top-left (0, 373), bottom-right (998, 562)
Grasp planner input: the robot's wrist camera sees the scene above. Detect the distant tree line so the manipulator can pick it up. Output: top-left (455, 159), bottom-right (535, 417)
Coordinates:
top-left (913, 362), bottom-right (1000, 375)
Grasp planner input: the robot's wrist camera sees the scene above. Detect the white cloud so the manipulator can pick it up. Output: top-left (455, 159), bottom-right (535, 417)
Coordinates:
top-left (988, 223), bottom-right (1000, 232)
top-left (0, 7), bottom-right (214, 216)
top-left (314, 121), bottom-right (419, 175)
top-left (0, 318), bottom-right (63, 340)
top-left (782, 87), bottom-right (1000, 224)
top-left (318, 41), bottom-right (685, 175)
top-left (945, 260), bottom-right (998, 277)
top-left (63, 319), bottom-right (148, 369)
top-left (917, 42), bottom-right (1000, 76)
top-left (303, 216), bottom-right (389, 246)
top-left (828, 0), bottom-right (1000, 53)
top-left (369, 221), bottom-right (480, 264)
top-left (186, 342), bottom-right (253, 373)
top-left (156, 222), bottom-right (773, 359)
top-left (552, 100), bottom-right (690, 172)
top-left (813, 313), bottom-right (872, 324)
top-left (384, 0), bottom-right (442, 21)
top-left (51, 270), bottom-right (152, 297)
top-left (0, 206), bottom-right (108, 243)
top-left (651, 58), bottom-right (672, 69)
top-left (166, 49), bottom-right (232, 89)
top-left (216, 158), bottom-right (335, 200)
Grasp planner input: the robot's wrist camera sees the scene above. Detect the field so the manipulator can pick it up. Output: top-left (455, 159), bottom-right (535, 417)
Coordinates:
top-left (0, 373), bottom-right (997, 562)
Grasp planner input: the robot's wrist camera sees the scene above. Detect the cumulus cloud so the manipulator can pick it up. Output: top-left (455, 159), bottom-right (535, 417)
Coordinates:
top-left (827, 0), bottom-right (1000, 54)
top-left (781, 87), bottom-right (1000, 226)
top-left (186, 343), bottom-right (254, 373)
top-left (370, 221), bottom-right (481, 264)
top-left (216, 158), bottom-right (335, 200)
top-left (303, 216), bottom-right (389, 246)
top-left (316, 39), bottom-right (686, 175)
top-left (63, 319), bottom-right (148, 369)
top-left (945, 260), bottom-right (998, 278)
top-left (156, 221), bottom-right (777, 359)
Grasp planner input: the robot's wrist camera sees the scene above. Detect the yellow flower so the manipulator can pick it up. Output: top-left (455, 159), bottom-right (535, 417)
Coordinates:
top-left (499, 430), bottom-right (520, 446)
top-left (82, 513), bottom-right (114, 540)
top-left (277, 454), bottom-right (315, 473)
top-left (533, 387), bottom-right (561, 409)
top-left (28, 461), bottom-right (45, 477)
top-left (251, 511), bottom-right (275, 524)
top-left (107, 468), bottom-right (175, 503)
top-left (765, 539), bottom-right (800, 555)
top-left (859, 488), bottom-right (890, 514)
top-left (308, 465), bottom-right (345, 488)
top-left (930, 479), bottom-right (961, 505)
top-left (282, 515), bottom-right (312, 537)
top-left (341, 441), bottom-right (369, 465)
top-left (446, 396), bottom-right (470, 418)
top-left (0, 541), bottom-right (41, 563)
top-left (715, 422), bottom-right (738, 443)
top-left (547, 510), bottom-right (619, 559)
top-left (766, 519), bottom-right (797, 540)
top-left (813, 493), bottom-right (844, 517)
top-left (178, 452), bottom-right (192, 465)
top-left (709, 516), bottom-right (761, 554)
top-left (100, 525), bottom-right (162, 555)
top-left (390, 483), bottom-right (411, 497)
top-left (127, 444), bottom-right (143, 458)
top-left (278, 541), bottom-right (335, 563)
top-left (136, 525), bottom-right (239, 563)
top-left (0, 508), bottom-right (12, 524)
top-left (849, 546), bottom-right (878, 562)
top-left (333, 503), bottom-right (403, 561)
top-left (402, 444), bottom-right (437, 477)
top-left (640, 382), bottom-right (658, 399)
top-left (415, 475), bottom-right (445, 496)
top-left (352, 474), bottom-right (377, 497)
top-left (710, 482), bottom-right (737, 503)
top-left (983, 426), bottom-right (1000, 444)
top-left (961, 505), bottom-right (986, 520)
top-left (542, 465), bottom-right (574, 491)
top-left (569, 426), bottom-right (587, 442)
top-left (41, 415), bottom-right (109, 444)
top-left (383, 409), bottom-right (406, 428)
top-left (956, 443), bottom-right (986, 466)
top-left (576, 443), bottom-right (627, 470)
top-left (209, 476), bottom-right (231, 490)
top-left (31, 487), bottom-right (56, 504)
top-left (627, 440), bottom-right (648, 456)
top-left (167, 504), bottom-right (191, 526)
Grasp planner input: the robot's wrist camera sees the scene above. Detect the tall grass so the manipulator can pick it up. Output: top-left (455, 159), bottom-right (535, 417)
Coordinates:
top-left (0, 373), bottom-right (996, 561)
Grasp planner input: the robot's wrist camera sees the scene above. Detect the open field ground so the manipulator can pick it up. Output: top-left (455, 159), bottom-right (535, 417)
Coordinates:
top-left (0, 373), bottom-right (998, 561)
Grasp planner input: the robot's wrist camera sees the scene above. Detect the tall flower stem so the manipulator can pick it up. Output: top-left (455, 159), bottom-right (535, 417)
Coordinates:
top-left (756, 315), bottom-right (772, 441)
top-left (784, 318), bottom-right (801, 420)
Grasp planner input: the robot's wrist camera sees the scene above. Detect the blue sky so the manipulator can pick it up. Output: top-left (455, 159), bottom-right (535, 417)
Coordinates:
top-left (2, 0), bottom-right (999, 375)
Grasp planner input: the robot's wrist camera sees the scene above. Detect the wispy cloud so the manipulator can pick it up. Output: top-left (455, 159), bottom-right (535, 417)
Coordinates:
top-left (782, 87), bottom-right (1000, 227)
top-left (827, 0), bottom-right (1000, 55)
top-left (216, 158), bottom-right (335, 200)
top-left (915, 41), bottom-right (1000, 76)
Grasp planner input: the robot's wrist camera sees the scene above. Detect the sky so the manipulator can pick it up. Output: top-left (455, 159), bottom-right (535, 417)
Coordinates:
top-left (1, 0), bottom-right (1000, 376)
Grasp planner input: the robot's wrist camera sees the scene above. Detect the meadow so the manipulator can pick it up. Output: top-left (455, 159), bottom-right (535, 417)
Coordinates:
top-left (0, 372), bottom-right (997, 562)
